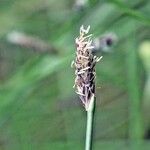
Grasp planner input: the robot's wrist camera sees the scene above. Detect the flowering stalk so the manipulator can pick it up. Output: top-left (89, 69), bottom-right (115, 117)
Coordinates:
top-left (72, 25), bottom-right (102, 150)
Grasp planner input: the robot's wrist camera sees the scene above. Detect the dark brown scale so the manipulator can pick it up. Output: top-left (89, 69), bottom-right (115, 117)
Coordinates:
top-left (91, 64), bottom-right (95, 70)
top-left (89, 81), bottom-right (92, 87)
top-left (88, 68), bottom-right (91, 72)
top-left (87, 91), bottom-right (91, 100)
top-left (83, 86), bottom-right (85, 94)
top-left (91, 84), bottom-right (95, 93)
top-left (88, 62), bottom-right (91, 66)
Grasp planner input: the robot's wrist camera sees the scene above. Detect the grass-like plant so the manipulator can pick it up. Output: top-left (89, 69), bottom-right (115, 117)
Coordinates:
top-left (72, 25), bottom-right (102, 150)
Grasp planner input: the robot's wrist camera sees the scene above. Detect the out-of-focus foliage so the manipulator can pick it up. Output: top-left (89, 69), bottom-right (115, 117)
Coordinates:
top-left (0, 0), bottom-right (150, 150)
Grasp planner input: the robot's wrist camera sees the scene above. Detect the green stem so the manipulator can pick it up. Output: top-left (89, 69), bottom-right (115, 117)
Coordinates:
top-left (85, 96), bottom-right (95, 150)
top-left (126, 39), bottom-right (144, 140)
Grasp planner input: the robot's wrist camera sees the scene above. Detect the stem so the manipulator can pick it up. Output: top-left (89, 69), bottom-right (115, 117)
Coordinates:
top-left (85, 96), bottom-right (95, 150)
top-left (126, 38), bottom-right (144, 140)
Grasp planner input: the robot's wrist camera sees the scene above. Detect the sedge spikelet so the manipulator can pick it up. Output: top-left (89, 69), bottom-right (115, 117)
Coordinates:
top-left (72, 25), bottom-right (102, 111)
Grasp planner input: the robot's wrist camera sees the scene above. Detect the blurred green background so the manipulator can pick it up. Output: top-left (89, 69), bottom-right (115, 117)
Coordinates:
top-left (0, 0), bottom-right (150, 150)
